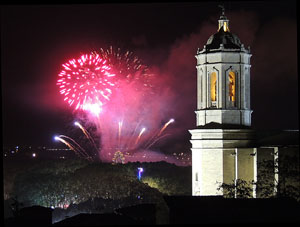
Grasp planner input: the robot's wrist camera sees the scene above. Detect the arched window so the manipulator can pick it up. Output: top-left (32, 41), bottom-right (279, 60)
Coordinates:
top-left (210, 72), bottom-right (217, 102)
top-left (228, 71), bottom-right (236, 102)
top-left (200, 74), bottom-right (202, 104)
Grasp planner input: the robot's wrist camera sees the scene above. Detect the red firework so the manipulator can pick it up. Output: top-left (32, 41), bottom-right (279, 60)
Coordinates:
top-left (57, 54), bottom-right (116, 114)
top-left (93, 46), bottom-right (153, 90)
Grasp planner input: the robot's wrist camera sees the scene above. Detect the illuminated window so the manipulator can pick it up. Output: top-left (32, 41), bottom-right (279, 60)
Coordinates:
top-left (229, 72), bottom-right (236, 102)
top-left (200, 74), bottom-right (203, 105)
top-left (210, 72), bottom-right (217, 102)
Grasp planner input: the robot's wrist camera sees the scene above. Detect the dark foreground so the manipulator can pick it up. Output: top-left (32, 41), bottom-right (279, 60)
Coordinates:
top-left (4, 196), bottom-right (300, 226)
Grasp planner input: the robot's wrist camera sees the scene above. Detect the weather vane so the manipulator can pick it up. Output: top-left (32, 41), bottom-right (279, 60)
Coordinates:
top-left (218, 4), bottom-right (225, 16)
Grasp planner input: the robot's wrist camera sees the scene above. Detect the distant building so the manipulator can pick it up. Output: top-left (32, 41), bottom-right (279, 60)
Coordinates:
top-left (189, 7), bottom-right (299, 197)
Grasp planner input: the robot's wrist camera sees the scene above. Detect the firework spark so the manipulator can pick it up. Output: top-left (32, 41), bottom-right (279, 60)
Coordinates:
top-left (94, 46), bottom-right (151, 86)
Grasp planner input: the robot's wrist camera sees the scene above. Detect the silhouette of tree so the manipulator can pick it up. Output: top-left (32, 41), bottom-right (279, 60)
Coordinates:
top-left (218, 154), bottom-right (299, 200)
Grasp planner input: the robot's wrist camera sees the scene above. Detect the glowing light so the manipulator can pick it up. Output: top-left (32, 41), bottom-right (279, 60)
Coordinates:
top-left (112, 151), bottom-right (125, 164)
top-left (140, 127), bottom-right (146, 135)
top-left (218, 20), bottom-right (230, 32)
top-left (82, 103), bottom-right (102, 116)
top-left (229, 71), bottom-right (236, 102)
top-left (138, 167), bottom-right (144, 180)
top-left (210, 72), bottom-right (217, 102)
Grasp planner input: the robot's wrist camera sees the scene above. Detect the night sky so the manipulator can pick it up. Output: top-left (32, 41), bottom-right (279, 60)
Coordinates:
top-left (1, 1), bottom-right (298, 148)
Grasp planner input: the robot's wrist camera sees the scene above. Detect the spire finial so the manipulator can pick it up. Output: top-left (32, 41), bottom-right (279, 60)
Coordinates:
top-left (218, 4), bottom-right (225, 16)
top-left (217, 4), bottom-right (229, 32)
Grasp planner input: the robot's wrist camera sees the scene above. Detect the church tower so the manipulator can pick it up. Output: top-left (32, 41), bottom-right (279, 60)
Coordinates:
top-left (195, 9), bottom-right (252, 126)
top-left (189, 7), bottom-right (257, 196)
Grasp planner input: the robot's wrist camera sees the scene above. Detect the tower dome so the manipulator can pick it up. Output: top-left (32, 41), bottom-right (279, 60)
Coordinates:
top-left (201, 6), bottom-right (245, 52)
top-left (205, 28), bottom-right (242, 50)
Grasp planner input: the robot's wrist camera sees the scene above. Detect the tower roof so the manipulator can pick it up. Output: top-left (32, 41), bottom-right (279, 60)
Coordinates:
top-left (203, 5), bottom-right (244, 52)
top-left (205, 28), bottom-right (242, 50)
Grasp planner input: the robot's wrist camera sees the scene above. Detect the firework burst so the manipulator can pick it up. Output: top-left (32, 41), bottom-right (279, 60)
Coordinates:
top-left (93, 46), bottom-right (153, 91)
top-left (55, 48), bottom-right (176, 163)
top-left (57, 54), bottom-right (116, 115)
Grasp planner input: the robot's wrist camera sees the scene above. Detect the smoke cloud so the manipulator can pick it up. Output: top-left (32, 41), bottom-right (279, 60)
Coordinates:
top-left (144, 10), bottom-right (297, 133)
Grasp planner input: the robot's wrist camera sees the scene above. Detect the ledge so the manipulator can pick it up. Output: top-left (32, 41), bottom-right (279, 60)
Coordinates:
top-left (195, 122), bottom-right (252, 130)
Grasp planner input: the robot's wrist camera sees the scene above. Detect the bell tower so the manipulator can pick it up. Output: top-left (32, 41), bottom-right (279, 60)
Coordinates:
top-left (189, 7), bottom-right (257, 197)
top-left (195, 8), bottom-right (252, 127)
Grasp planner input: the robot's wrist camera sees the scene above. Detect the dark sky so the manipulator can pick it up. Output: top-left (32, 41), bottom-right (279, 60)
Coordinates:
top-left (1, 1), bottom-right (298, 147)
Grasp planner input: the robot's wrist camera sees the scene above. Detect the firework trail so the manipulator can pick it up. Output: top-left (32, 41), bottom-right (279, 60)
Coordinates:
top-left (74, 121), bottom-right (98, 153)
top-left (94, 116), bottom-right (175, 161)
top-left (158, 118), bottom-right (175, 136)
top-left (145, 133), bottom-right (171, 150)
top-left (54, 136), bottom-right (82, 158)
top-left (124, 119), bottom-right (143, 149)
top-left (58, 135), bottom-right (92, 160)
top-left (57, 53), bottom-right (116, 115)
top-left (74, 121), bottom-right (90, 138)
top-left (144, 119), bottom-right (175, 149)
top-left (134, 127), bottom-right (146, 146)
top-left (118, 120), bottom-right (123, 148)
